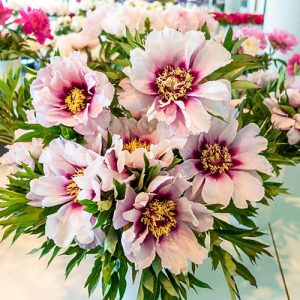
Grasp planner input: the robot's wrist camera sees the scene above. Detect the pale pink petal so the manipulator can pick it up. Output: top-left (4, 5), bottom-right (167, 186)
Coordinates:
top-left (287, 127), bottom-right (300, 145)
top-left (190, 80), bottom-right (231, 101)
top-left (185, 98), bottom-right (211, 134)
top-left (201, 174), bottom-right (234, 206)
top-left (231, 170), bottom-right (265, 208)
top-left (192, 40), bottom-right (231, 80)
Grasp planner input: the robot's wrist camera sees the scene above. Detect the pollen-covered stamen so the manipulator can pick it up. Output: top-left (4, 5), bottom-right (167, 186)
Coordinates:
top-left (66, 168), bottom-right (85, 203)
top-left (123, 139), bottom-right (150, 153)
top-left (200, 143), bottom-right (233, 174)
top-left (65, 87), bottom-right (89, 114)
top-left (141, 199), bottom-right (177, 239)
top-left (156, 66), bottom-right (194, 101)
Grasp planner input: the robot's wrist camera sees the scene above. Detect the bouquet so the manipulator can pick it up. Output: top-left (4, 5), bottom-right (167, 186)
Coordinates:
top-left (0, 19), bottom-right (299, 300)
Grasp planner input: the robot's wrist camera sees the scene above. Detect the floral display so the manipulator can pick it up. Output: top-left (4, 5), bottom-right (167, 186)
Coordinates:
top-left (1, 1), bottom-right (300, 300)
top-left (214, 12), bottom-right (264, 26)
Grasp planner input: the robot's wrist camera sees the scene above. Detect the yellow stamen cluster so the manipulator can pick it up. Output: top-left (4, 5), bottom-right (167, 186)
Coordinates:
top-left (65, 87), bottom-right (87, 114)
top-left (141, 199), bottom-right (177, 239)
top-left (66, 168), bottom-right (85, 203)
top-left (156, 66), bottom-right (194, 101)
top-left (201, 144), bottom-right (233, 174)
top-left (123, 139), bottom-right (150, 153)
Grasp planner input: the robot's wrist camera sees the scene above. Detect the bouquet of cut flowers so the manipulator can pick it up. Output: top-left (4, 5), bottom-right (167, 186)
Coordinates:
top-left (0, 23), bottom-right (299, 300)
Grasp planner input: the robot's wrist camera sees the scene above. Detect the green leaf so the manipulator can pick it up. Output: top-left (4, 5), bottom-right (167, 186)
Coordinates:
top-left (104, 225), bottom-right (118, 254)
top-left (113, 179), bottom-right (126, 200)
top-left (159, 272), bottom-right (179, 298)
top-left (142, 268), bottom-right (155, 293)
top-left (231, 80), bottom-right (259, 90)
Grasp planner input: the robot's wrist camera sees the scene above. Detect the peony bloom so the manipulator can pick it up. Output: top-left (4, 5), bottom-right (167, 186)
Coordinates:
top-left (286, 53), bottom-right (300, 77)
top-left (268, 29), bottom-right (298, 54)
top-left (119, 28), bottom-right (232, 136)
top-left (180, 119), bottom-right (272, 208)
top-left (0, 138), bottom-right (44, 187)
top-left (264, 92), bottom-right (300, 145)
top-left (235, 27), bottom-right (267, 56)
top-left (0, 0), bottom-right (13, 25)
top-left (15, 7), bottom-right (53, 44)
top-left (31, 52), bottom-right (114, 132)
top-left (27, 138), bottom-right (105, 248)
top-left (113, 174), bottom-right (213, 274)
top-left (108, 116), bottom-right (187, 169)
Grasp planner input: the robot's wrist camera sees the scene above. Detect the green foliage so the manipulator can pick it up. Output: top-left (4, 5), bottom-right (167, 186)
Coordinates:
top-left (0, 66), bottom-right (31, 143)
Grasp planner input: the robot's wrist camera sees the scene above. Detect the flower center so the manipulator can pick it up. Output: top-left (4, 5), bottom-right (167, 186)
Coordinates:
top-left (66, 168), bottom-right (85, 203)
top-left (141, 199), bottom-right (177, 239)
top-left (200, 144), bottom-right (232, 175)
top-left (156, 66), bottom-right (194, 101)
top-left (65, 87), bottom-right (87, 114)
top-left (123, 139), bottom-right (150, 153)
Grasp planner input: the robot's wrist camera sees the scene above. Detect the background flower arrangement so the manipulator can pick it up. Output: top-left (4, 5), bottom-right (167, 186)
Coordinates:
top-left (1, 1), bottom-right (300, 300)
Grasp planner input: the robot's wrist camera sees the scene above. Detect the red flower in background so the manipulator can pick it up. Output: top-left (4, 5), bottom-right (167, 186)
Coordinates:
top-left (253, 14), bottom-right (264, 25)
top-left (0, 0), bottom-right (13, 25)
top-left (15, 7), bottom-right (53, 44)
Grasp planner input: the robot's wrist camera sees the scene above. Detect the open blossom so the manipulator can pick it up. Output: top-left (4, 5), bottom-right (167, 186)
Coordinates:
top-left (180, 119), bottom-right (272, 208)
top-left (119, 28), bottom-right (231, 136)
top-left (235, 27), bottom-right (267, 56)
top-left (0, 0), bottom-right (13, 25)
top-left (264, 92), bottom-right (300, 145)
top-left (31, 52), bottom-right (114, 132)
top-left (27, 138), bottom-right (105, 248)
top-left (286, 53), bottom-right (300, 77)
top-left (113, 174), bottom-right (213, 274)
top-left (15, 7), bottom-right (53, 44)
top-left (109, 116), bottom-right (187, 169)
top-left (268, 29), bottom-right (298, 54)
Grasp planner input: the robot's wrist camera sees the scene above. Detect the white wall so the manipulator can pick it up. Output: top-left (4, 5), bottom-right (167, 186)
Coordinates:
top-left (264, 0), bottom-right (300, 57)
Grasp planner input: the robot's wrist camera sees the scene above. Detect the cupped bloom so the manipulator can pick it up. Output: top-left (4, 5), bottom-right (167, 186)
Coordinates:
top-left (0, 0), bottom-right (13, 25)
top-left (15, 7), bottom-right (53, 44)
top-left (264, 92), bottom-right (300, 145)
top-left (113, 174), bottom-right (213, 274)
top-left (108, 116), bottom-right (187, 169)
top-left (119, 28), bottom-right (232, 136)
top-left (286, 53), bottom-right (300, 77)
top-left (268, 29), bottom-right (298, 54)
top-left (31, 52), bottom-right (114, 132)
top-left (180, 119), bottom-right (272, 209)
top-left (235, 27), bottom-right (267, 56)
top-left (27, 138), bottom-right (104, 248)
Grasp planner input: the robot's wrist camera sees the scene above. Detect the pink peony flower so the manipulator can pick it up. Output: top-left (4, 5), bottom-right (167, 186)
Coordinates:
top-left (286, 53), bottom-right (300, 76)
top-left (0, 0), bottom-right (13, 25)
top-left (27, 138), bottom-right (105, 248)
top-left (268, 29), bottom-right (298, 54)
top-left (119, 28), bottom-right (232, 137)
top-left (108, 116), bottom-right (187, 169)
top-left (31, 52), bottom-right (114, 132)
top-left (264, 92), bottom-right (300, 145)
top-left (235, 27), bottom-right (267, 56)
top-left (179, 119), bottom-right (272, 208)
top-left (15, 7), bottom-right (53, 44)
top-left (113, 174), bottom-right (213, 274)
